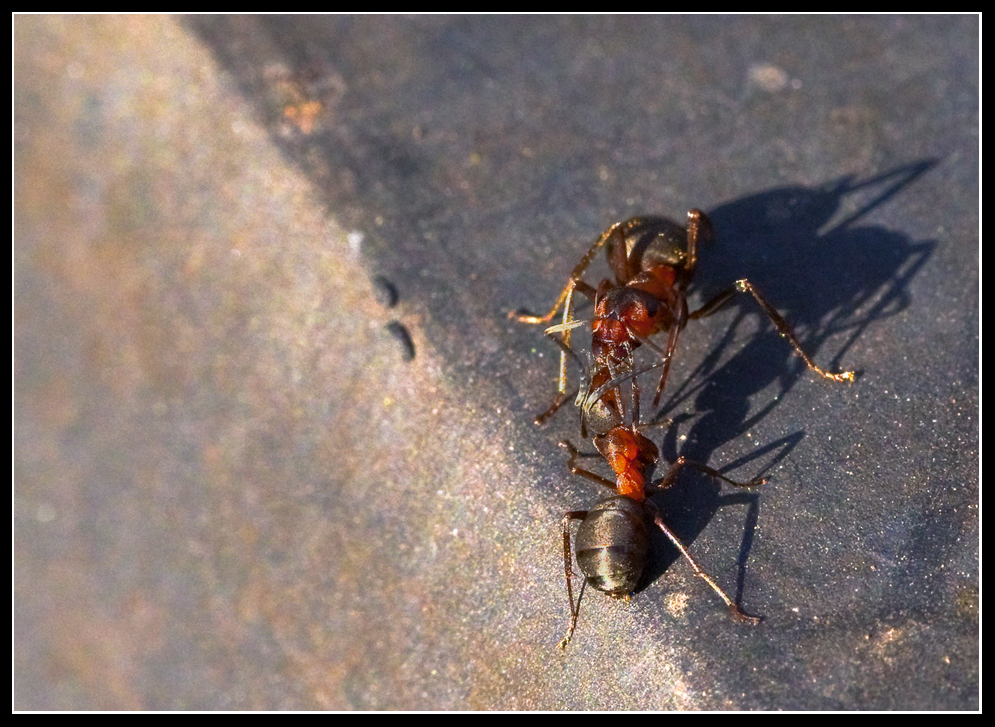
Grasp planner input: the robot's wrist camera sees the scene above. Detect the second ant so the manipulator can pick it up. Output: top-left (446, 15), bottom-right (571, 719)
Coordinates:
top-left (555, 360), bottom-right (766, 648)
top-left (510, 210), bottom-right (854, 427)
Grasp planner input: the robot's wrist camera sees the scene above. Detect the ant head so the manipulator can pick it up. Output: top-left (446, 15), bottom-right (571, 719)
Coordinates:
top-left (578, 361), bottom-right (632, 438)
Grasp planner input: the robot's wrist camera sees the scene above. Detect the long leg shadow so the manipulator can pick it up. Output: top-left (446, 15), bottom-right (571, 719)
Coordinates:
top-left (631, 163), bottom-right (937, 605)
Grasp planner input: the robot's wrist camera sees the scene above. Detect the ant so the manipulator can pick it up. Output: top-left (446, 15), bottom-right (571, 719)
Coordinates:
top-left (508, 210), bottom-right (856, 647)
top-left (555, 362), bottom-right (765, 649)
top-left (510, 211), bottom-right (854, 426)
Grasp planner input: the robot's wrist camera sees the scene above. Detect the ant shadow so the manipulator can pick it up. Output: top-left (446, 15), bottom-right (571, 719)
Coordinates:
top-left (630, 161), bottom-right (937, 601)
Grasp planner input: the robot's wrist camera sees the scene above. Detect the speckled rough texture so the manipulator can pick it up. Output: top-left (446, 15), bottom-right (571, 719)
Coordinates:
top-left (15, 16), bottom-right (977, 710)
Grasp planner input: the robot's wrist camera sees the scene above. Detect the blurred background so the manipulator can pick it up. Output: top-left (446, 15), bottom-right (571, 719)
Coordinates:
top-left (15, 15), bottom-right (977, 709)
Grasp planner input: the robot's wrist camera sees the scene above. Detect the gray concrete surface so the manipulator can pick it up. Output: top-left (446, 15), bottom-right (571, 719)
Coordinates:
top-left (15, 15), bottom-right (977, 709)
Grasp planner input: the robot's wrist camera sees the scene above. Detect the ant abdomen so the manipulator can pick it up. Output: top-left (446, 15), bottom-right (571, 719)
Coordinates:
top-left (575, 496), bottom-right (649, 596)
top-left (608, 215), bottom-right (707, 280)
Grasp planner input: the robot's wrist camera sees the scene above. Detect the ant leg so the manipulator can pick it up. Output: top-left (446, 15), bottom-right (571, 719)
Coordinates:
top-left (689, 279), bottom-right (855, 383)
top-left (559, 440), bottom-right (618, 491)
top-left (509, 222), bottom-right (626, 325)
top-left (653, 456), bottom-right (767, 492)
top-left (629, 357), bottom-right (641, 431)
top-left (650, 294), bottom-right (689, 408)
top-left (552, 284), bottom-right (579, 421)
top-left (510, 278), bottom-right (576, 325)
top-left (534, 322), bottom-right (587, 425)
top-left (682, 209), bottom-right (713, 280)
top-left (535, 391), bottom-right (574, 426)
top-left (645, 500), bottom-right (761, 625)
top-left (559, 510), bottom-right (589, 649)
top-left (528, 280), bottom-right (600, 425)
top-left (688, 285), bottom-right (737, 319)
top-left (582, 357), bottom-right (679, 433)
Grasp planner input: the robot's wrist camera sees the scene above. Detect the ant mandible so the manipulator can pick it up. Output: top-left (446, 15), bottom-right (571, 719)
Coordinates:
top-left (555, 362), bottom-right (765, 649)
top-left (510, 211), bottom-right (854, 425)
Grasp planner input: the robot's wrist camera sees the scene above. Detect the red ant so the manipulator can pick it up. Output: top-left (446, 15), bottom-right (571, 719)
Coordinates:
top-left (555, 362), bottom-right (765, 648)
top-left (510, 210), bottom-right (856, 647)
top-left (510, 211), bottom-right (854, 426)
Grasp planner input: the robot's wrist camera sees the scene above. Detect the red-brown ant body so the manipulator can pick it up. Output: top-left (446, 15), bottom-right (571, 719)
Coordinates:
top-left (511, 210), bottom-right (855, 648)
top-left (555, 364), bottom-right (765, 648)
top-left (511, 211), bottom-right (853, 426)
